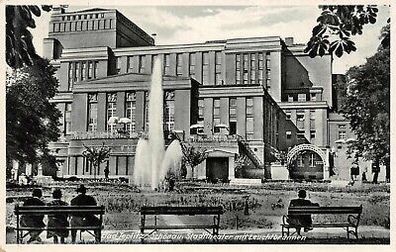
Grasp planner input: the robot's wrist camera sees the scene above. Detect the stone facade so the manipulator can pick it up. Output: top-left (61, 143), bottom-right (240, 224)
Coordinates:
top-left (42, 7), bottom-right (377, 182)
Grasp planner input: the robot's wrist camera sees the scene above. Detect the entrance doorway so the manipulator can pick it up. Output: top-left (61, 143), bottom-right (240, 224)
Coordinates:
top-left (206, 157), bottom-right (229, 183)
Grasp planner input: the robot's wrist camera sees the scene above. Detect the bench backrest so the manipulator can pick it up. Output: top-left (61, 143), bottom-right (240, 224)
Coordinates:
top-left (15, 205), bottom-right (105, 215)
top-left (287, 205), bottom-right (362, 216)
top-left (141, 206), bottom-right (223, 215)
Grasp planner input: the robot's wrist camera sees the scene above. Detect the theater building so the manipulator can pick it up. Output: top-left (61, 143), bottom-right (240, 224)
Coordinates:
top-left (42, 7), bottom-right (385, 182)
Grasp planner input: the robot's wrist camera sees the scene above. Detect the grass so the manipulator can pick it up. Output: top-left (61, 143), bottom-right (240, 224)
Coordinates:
top-left (6, 181), bottom-right (390, 232)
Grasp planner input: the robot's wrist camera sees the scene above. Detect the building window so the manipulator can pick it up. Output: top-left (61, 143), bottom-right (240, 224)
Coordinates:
top-left (236, 54), bottom-right (241, 85)
top-left (202, 52), bottom-right (209, 85)
top-left (106, 93), bottom-right (117, 131)
top-left (68, 63), bottom-right (73, 90)
top-left (116, 57), bottom-right (122, 74)
top-left (246, 117), bottom-right (254, 139)
top-left (74, 62), bottom-right (79, 82)
top-left (88, 61), bottom-right (93, 79)
top-left (258, 52), bottom-right (264, 85)
top-left (250, 53), bottom-right (256, 84)
top-left (338, 131), bottom-right (346, 140)
top-left (286, 131), bottom-right (292, 139)
top-left (138, 55), bottom-right (145, 73)
top-left (127, 56), bottom-right (134, 73)
top-left (246, 97), bottom-right (254, 139)
top-left (310, 130), bottom-right (316, 140)
top-left (144, 92), bottom-right (149, 131)
top-left (164, 91), bottom-right (175, 132)
top-left (176, 53), bottom-right (183, 76)
top-left (87, 93), bottom-right (98, 132)
top-left (310, 110), bottom-right (315, 129)
top-left (229, 98), bottom-right (236, 119)
top-left (297, 132), bottom-right (305, 140)
top-left (125, 92), bottom-right (136, 134)
top-left (311, 93), bottom-right (317, 101)
top-left (265, 52), bottom-right (271, 88)
top-left (94, 61), bottom-right (99, 78)
top-left (198, 98), bottom-right (204, 124)
top-left (213, 98), bottom-right (220, 119)
top-left (81, 62), bottom-right (87, 81)
top-left (298, 93), bottom-right (306, 102)
top-left (287, 94), bottom-right (294, 102)
top-left (65, 103), bottom-right (72, 135)
top-left (189, 53), bottom-right (196, 78)
top-left (164, 54), bottom-right (170, 75)
top-left (246, 97), bottom-right (254, 115)
top-left (215, 51), bottom-right (222, 85)
top-left (242, 54), bottom-right (249, 85)
top-left (296, 112), bottom-right (305, 130)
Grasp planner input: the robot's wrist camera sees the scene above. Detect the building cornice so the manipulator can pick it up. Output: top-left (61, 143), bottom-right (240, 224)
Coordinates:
top-left (50, 92), bottom-right (73, 103)
top-left (60, 47), bottom-right (110, 61)
top-left (72, 79), bottom-right (192, 93)
top-left (199, 85), bottom-right (265, 97)
top-left (279, 101), bottom-right (329, 109)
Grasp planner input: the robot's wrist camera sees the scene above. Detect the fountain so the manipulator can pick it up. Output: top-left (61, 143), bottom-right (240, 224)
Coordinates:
top-left (132, 58), bottom-right (183, 190)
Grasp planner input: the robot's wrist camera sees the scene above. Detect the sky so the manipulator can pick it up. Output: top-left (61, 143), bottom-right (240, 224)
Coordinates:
top-left (30, 5), bottom-right (390, 74)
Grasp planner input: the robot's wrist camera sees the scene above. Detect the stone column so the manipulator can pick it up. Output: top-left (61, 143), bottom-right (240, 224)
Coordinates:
top-left (228, 156), bottom-right (235, 180)
top-left (323, 148), bottom-right (330, 180)
top-left (37, 163), bottom-right (43, 176)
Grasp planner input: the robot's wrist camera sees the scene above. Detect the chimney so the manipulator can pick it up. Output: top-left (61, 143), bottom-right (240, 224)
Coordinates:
top-left (285, 37), bottom-right (294, 46)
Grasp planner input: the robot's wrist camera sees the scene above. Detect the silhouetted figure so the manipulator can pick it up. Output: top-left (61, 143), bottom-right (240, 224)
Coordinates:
top-left (47, 189), bottom-right (69, 244)
top-left (288, 190), bottom-right (319, 235)
top-left (70, 185), bottom-right (101, 243)
top-left (104, 166), bottom-right (109, 179)
top-left (372, 159), bottom-right (380, 184)
top-left (20, 188), bottom-right (45, 243)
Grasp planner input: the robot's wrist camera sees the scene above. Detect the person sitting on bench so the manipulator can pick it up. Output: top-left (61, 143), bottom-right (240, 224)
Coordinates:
top-left (288, 190), bottom-right (319, 235)
top-left (47, 189), bottom-right (69, 244)
top-left (20, 188), bottom-right (45, 243)
top-left (70, 185), bottom-right (101, 243)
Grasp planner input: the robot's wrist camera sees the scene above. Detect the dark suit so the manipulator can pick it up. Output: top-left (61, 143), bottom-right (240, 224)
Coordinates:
top-left (20, 197), bottom-right (45, 242)
top-left (288, 198), bottom-right (319, 227)
top-left (70, 194), bottom-right (101, 243)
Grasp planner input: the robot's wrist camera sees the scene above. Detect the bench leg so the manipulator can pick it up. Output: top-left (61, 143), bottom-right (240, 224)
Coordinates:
top-left (140, 215), bottom-right (145, 234)
top-left (347, 227), bottom-right (350, 239)
top-left (281, 226), bottom-right (284, 237)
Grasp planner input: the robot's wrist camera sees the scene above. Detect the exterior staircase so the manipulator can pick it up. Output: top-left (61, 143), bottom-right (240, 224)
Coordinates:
top-left (236, 135), bottom-right (263, 169)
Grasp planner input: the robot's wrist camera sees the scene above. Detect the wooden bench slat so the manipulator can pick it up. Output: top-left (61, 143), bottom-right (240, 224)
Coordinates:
top-left (143, 225), bottom-right (216, 229)
top-left (16, 226), bottom-right (104, 231)
top-left (141, 206), bottom-right (223, 215)
top-left (281, 223), bottom-right (353, 228)
top-left (15, 210), bottom-right (105, 214)
top-left (15, 206), bottom-right (105, 215)
top-left (288, 206), bottom-right (362, 215)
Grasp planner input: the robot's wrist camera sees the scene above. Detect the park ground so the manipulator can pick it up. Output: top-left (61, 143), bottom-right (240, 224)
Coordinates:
top-left (6, 180), bottom-right (390, 244)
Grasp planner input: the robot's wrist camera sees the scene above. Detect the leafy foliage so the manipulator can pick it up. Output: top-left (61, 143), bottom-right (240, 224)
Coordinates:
top-left (339, 48), bottom-right (390, 167)
top-left (179, 143), bottom-right (208, 179)
top-left (6, 5), bottom-right (52, 68)
top-left (82, 143), bottom-right (111, 178)
top-left (305, 5), bottom-right (389, 58)
top-left (6, 58), bottom-right (61, 165)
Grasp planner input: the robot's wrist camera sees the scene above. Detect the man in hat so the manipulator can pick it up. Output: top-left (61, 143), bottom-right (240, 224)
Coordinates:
top-left (288, 190), bottom-right (319, 235)
top-left (70, 185), bottom-right (101, 243)
top-left (20, 188), bottom-right (45, 243)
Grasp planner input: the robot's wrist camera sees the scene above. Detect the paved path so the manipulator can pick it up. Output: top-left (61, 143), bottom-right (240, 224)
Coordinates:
top-left (7, 225), bottom-right (389, 244)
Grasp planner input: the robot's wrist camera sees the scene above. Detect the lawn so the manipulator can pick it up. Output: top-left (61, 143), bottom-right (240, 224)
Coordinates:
top-left (6, 180), bottom-right (390, 243)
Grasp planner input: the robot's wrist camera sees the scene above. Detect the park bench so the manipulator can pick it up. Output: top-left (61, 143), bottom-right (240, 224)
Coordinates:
top-left (140, 206), bottom-right (224, 237)
top-left (14, 205), bottom-right (105, 244)
top-left (281, 205), bottom-right (362, 239)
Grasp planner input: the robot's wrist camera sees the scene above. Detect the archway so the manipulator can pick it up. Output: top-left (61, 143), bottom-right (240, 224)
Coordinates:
top-left (287, 144), bottom-right (329, 180)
